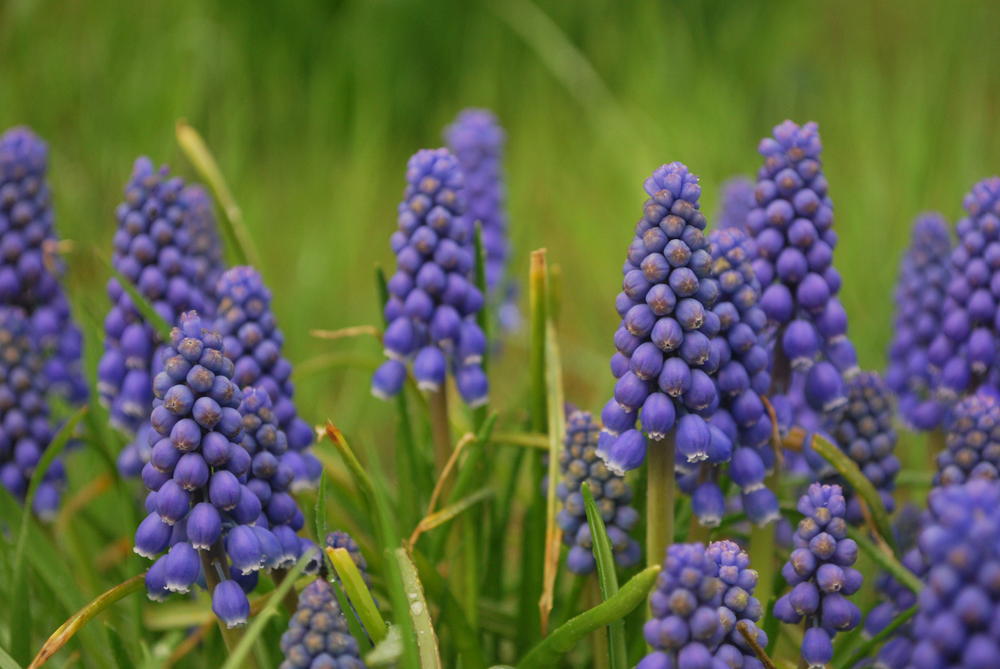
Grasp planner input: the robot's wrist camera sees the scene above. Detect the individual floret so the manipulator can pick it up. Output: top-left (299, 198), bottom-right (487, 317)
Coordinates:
top-left (372, 148), bottom-right (489, 407)
top-left (934, 390), bottom-right (1000, 486)
top-left (280, 578), bottom-right (366, 669)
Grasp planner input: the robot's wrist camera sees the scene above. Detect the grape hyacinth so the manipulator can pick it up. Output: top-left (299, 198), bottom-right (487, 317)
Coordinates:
top-left (774, 483), bottom-right (863, 668)
top-left (907, 479), bottom-right (1000, 668)
top-left (0, 126), bottom-right (87, 405)
top-left (864, 543), bottom-right (925, 668)
top-left (934, 390), bottom-right (1000, 486)
top-left (371, 148), bottom-right (489, 406)
top-left (747, 120), bottom-right (857, 411)
top-left (182, 184), bottom-right (225, 307)
top-left (637, 541), bottom-right (767, 669)
top-left (684, 227), bottom-right (777, 528)
top-left (598, 162), bottom-right (726, 475)
top-left (824, 371), bottom-right (900, 523)
top-left (554, 410), bottom-right (640, 574)
top-left (0, 306), bottom-right (65, 518)
top-left (280, 578), bottom-right (366, 669)
top-left (717, 176), bottom-right (755, 231)
top-left (933, 177), bottom-right (1000, 398)
top-left (101, 157), bottom-right (222, 475)
top-left (886, 213), bottom-right (951, 430)
top-left (133, 312), bottom-right (291, 626)
top-left (214, 266), bottom-right (320, 489)
top-left (445, 109), bottom-right (518, 331)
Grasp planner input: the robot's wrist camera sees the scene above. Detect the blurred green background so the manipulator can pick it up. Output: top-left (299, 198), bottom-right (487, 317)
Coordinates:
top-left (2, 0), bottom-right (999, 445)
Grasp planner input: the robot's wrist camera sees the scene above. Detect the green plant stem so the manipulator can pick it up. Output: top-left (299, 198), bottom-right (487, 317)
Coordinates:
top-left (428, 387), bottom-right (452, 475)
top-left (750, 468), bottom-right (780, 609)
top-left (270, 569), bottom-right (303, 616)
top-left (199, 542), bottom-right (250, 662)
top-left (646, 434), bottom-right (674, 568)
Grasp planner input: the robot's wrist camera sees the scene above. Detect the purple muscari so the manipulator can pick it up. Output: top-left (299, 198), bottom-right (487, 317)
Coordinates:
top-left (886, 213), bottom-right (951, 430)
top-left (600, 162), bottom-right (726, 476)
top-left (907, 479), bottom-right (1000, 668)
top-left (823, 371), bottom-right (899, 523)
top-left (0, 306), bottom-right (65, 519)
top-left (132, 311), bottom-right (290, 623)
top-left (102, 157), bottom-right (222, 474)
top-left (372, 148), bottom-right (488, 407)
top-left (445, 109), bottom-right (518, 331)
top-left (280, 578), bottom-right (365, 669)
top-left (717, 176), bottom-right (755, 231)
top-left (934, 177), bottom-right (1000, 397)
top-left (637, 541), bottom-right (767, 669)
top-left (554, 410), bottom-right (639, 574)
top-left (747, 121), bottom-right (856, 417)
top-left (0, 126), bottom-right (87, 405)
top-left (774, 483), bottom-right (862, 668)
top-left (214, 266), bottom-right (319, 489)
top-left (934, 390), bottom-right (1000, 486)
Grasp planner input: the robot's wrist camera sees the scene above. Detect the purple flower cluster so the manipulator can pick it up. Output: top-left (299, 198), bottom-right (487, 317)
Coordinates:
top-left (280, 578), bottom-right (365, 669)
top-left (555, 410), bottom-right (639, 574)
top-left (908, 479), bottom-right (1000, 668)
top-left (637, 540), bottom-right (767, 669)
top-left (933, 177), bottom-right (1000, 397)
top-left (886, 213), bottom-right (952, 429)
top-left (0, 307), bottom-right (65, 518)
top-left (599, 162), bottom-right (726, 475)
top-left (133, 312), bottom-right (303, 628)
top-left (686, 227), bottom-right (777, 528)
top-left (445, 109), bottom-right (518, 330)
top-left (864, 545), bottom-right (925, 669)
top-left (774, 483), bottom-right (862, 668)
top-left (717, 176), bottom-right (755, 231)
top-left (0, 126), bottom-right (87, 405)
top-left (934, 390), bottom-right (1000, 486)
top-left (101, 157), bottom-right (221, 473)
top-left (214, 266), bottom-right (319, 489)
top-left (824, 371), bottom-right (900, 523)
top-left (748, 121), bottom-right (857, 411)
top-left (372, 148), bottom-right (488, 407)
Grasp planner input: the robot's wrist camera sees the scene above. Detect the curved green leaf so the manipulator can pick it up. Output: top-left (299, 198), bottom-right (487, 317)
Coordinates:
top-left (327, 547), bottom-right (387, 643)
top-left (394, 548), bottom-right (441, 668)
top-left (581, 484), bottom-right (626, 669)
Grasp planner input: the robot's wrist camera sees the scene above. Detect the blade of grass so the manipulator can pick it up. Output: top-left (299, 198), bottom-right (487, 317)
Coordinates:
top-left (0, 646), bottom-right (22, 669)
top-left (28, 573), bottom-right (145, 669)
top-left (394, 547), bottom-right (442, 668)
top-left (581, 485), bottom-right (626, 669)
top-left (411, 550), bottom-right (488, 669)
top-left (409, 487), bottom-right (494, 546)
top-left (473, 221), bottom-right (491, 365)
top-left (327, 547), bottom-right (387, 643)
top-left (314, 470), bottom-right (330, 543)
top-left (515, 565), bottom-right (661, 669)
top-left (10, 405), bottom-right (88, 665)
top-left (175, 120), bottom-right (260, 267)
top-left (219, 553), bottom-right (310, 669)
top-left (810, 434), bottom-right (897, 553)
top-left (323, 421), bottom-right (375, 502)
top-left (845, 526), bottom-right (923, 595)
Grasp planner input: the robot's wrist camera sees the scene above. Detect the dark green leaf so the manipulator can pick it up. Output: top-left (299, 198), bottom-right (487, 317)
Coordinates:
top-left (581, 485), bottom-right (627, 669)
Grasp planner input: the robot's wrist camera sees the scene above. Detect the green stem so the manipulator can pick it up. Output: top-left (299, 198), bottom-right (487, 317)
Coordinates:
top-left (271, 569), bottom-right (303, 616)
top-left (750, 468), bottom-right (780, 608)
top-left (646, 434), bottom-right (674, 568)
top-left (428, 386), bottom-right (452, 475)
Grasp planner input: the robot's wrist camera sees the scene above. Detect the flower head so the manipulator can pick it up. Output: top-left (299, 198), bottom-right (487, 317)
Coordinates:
top-left (935, 390), bottom-right (1000, 486)
top-left (717, 176), bottom-right (755, 232)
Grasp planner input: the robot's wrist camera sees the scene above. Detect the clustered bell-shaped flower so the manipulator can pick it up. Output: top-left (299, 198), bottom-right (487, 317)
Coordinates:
top-left (932, 177), bottom-right (1000, 397)
top-left (182, 184), bottom-right (225, 307)
top-left (774, 483), bottom-right (862, 668)
top-left (934, 390), bottom-right (1000, 486)
top-left (214, 266), bottom-right (320, 489)
top-left (717, 176), bottom-right (755, 232)
top-left (637, 540), bottom-right (767, 669)
top-left (133, 312), bottom-right (297, 628)
top-left (445, 109), bottom-right (518, 331)
top-left (748, 121), bottom-right (857, 413)
top-left (280, 578), bottom-right (366, 669)
top-left (101, 158), bottom-right (222, 475)
top-left (0, 126), bottom-right (87, 405)
top-left (372, 148), bottom-right (489, 407)
top-left (864, 544), bottom-right (925, 669)
top-left (0, 306), bottom-right (65, 518)
top-left (554, 410), bottom-right (639, 574)
top-left (599, 162), bottom-right (726, 475)
top-left (886, 213), bottom-right (952, 429)
top-left (907, 479), bottom-right (1000, 668)
top-left (687, 227), bottom-right (778, 528)
top-left (824, 371), bottom-right (900, 523)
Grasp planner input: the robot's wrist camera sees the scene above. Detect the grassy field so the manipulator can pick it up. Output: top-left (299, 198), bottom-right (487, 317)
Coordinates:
top-left (0, 1), bottom-right (998, 665)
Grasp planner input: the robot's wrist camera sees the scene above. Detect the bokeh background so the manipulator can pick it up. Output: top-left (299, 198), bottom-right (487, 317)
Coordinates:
top-left (2, 0), bottom-right (999, 447)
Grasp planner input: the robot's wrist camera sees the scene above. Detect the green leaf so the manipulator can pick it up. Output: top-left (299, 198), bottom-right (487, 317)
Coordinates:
top-left (175, 120), bottom-right (260, 267)
top-left (515, 565), bottom-right (661, 669)
top-left (323, 422), bottom-right (375, 502)
top-left (327, 547), bottom-right (387, 643)
top-left (330, 579), bottom-right (373, 655)
top-left (394, 547), bottom-right (442, 668)
top-left (473, 221), bottom-right (491, 366)
top-left (10, 405), bottom-right (88, 665)
top-left (581, 485), bottom-right (627, 669)
top-left (0, 645), bottom-right (23, 669)
top-left (364, 624), bottom-right (402, 667)
top-left (845, 526), bottom-right (923, 595)
top-left (28, 573), bottom-right (145, 668)
top-left (810, 434), bottom-right (897, 553)
top-left (314, 470), bottom-right (330, 547)
top-left (540, 286), bottom-right (566, 632)
top-left (527, 249), bottom-right (548, 434)
top-left (220, 553), bottom-right (310, 669)
top-left (411, 550), bottom-right (488, 669)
